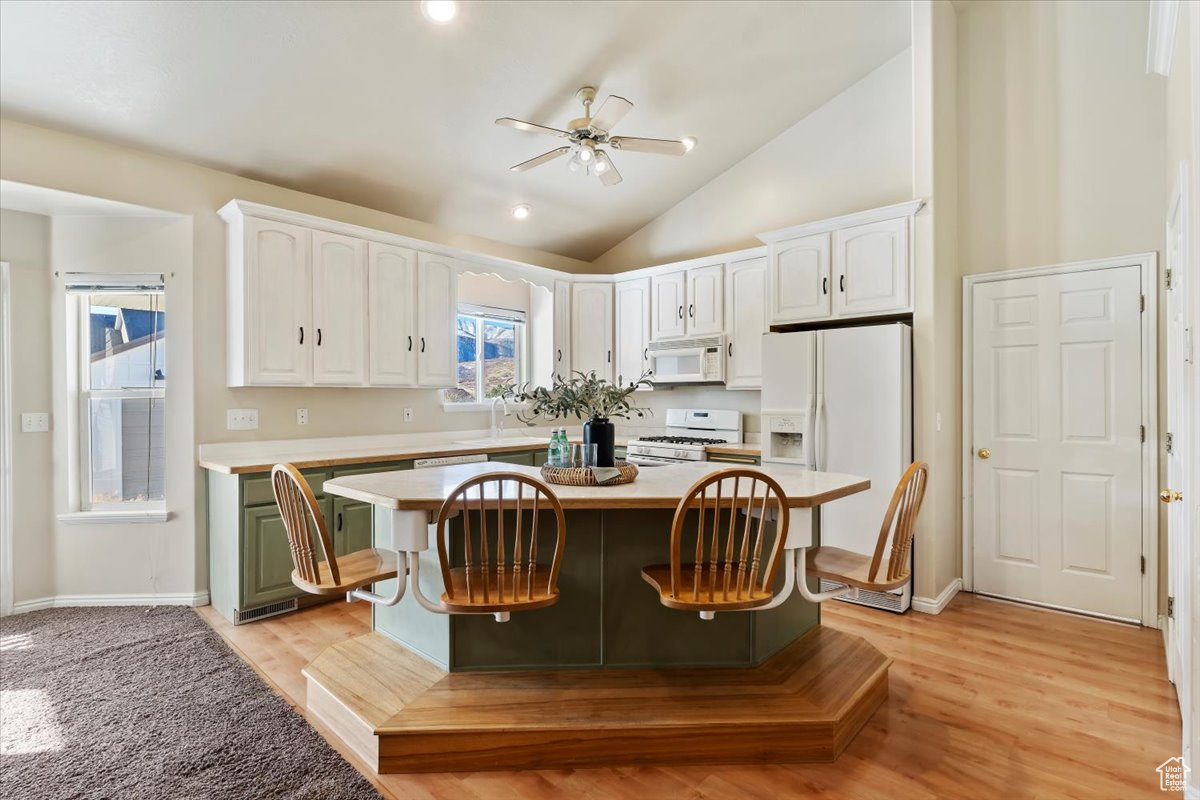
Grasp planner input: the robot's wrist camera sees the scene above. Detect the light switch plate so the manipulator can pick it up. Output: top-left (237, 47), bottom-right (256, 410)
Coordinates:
top-left (403, 407), bottom-right (414, 423)
top-left (20, 412), bottom-right (50, 433)
top-left (226, 409), bottom-right (259, 431)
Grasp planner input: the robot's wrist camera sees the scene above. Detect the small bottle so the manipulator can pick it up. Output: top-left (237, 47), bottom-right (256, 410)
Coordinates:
top-left (550, 427), bottom-right (565, 467)
top-left (555, 427), bottom-right (568, 467)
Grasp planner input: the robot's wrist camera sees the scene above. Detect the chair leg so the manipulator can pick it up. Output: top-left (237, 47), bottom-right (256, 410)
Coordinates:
top-left (347, 552), bottom-right (410, 607)
top-left (795, 549), bottom-right (854, 603)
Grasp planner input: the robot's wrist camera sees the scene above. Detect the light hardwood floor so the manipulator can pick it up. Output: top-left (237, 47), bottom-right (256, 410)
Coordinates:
top-left (197, 592), bottom-right (1181, 800)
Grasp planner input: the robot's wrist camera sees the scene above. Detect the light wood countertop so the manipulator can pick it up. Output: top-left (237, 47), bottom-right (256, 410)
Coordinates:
top-left (323, 460), bottom-right (868, 511)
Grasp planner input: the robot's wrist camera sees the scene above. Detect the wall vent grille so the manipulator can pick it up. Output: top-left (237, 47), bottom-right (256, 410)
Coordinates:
top-left (235, 598), bottom-right (298, 625)
top-left (819, 580), bottom-right (905, 613)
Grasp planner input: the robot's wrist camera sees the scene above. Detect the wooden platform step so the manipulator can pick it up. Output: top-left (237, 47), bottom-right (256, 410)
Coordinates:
top-left (303, 624), bottom-right (889, 773)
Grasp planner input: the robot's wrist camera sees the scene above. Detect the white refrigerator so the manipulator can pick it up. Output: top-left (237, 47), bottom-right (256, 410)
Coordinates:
top-left (761, 323), bottom-right (912, 612)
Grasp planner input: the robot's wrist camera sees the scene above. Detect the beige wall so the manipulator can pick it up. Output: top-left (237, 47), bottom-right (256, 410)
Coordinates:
top-left (0, 209), bottom-right (54, 602)
top-left (590, 49), bottom-right (914, 273)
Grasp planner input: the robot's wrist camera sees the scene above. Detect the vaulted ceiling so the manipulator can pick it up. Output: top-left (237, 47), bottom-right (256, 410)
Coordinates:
top-left (0, 0), bottom-right (910, 261)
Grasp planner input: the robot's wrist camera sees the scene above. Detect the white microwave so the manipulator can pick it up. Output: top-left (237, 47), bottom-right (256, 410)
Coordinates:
top-left (647, 335), bottom-right (726, 385)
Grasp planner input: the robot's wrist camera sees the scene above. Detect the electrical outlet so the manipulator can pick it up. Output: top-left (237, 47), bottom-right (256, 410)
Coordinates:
top-left (403, 407), bottom-right (414, 423)
top-left (20, 412), bottom-right (50, 433)
top-left (936, 412), bottom-right (942, 432)
top-left (226, 409), bottom-right (259, 431)
top-left (296, 408), bottom-right (308, 426)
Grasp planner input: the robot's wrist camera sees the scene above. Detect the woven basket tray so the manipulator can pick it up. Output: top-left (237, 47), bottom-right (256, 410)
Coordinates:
top-left (540, 460), bottom-right (639, 487)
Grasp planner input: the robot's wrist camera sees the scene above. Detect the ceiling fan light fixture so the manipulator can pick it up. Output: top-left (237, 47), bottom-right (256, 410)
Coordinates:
top-left (595, 153), bottom-right (609, 173)
top-left (420, 0), bottom-right (457, 24)
top-left (510, 204), bottom-right (531, 220)
top-left (682, 136), bottom-right (697, 152)
top-left (579, 140), bottom-right (595, 163)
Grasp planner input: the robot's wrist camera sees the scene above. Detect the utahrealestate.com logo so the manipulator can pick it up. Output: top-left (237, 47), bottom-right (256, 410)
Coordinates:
top-left (1157, 757), bottom-right (1191, 792)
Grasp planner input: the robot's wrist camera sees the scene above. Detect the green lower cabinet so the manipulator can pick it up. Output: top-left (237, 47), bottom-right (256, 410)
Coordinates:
top-left (333, 496), bottom-right (374, 556)
top-left (489, 451), bottom-right (535, 466)
top-left (241, 497), bottom-right (330, 609)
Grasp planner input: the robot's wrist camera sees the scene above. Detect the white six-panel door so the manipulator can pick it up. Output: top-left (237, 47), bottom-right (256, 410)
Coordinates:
top-left (311, 230), bottom-right (367, 385)
top-left (367, 242), bottom-right (417, 386)
top-left (971, 265), bottom-right (1144, 620)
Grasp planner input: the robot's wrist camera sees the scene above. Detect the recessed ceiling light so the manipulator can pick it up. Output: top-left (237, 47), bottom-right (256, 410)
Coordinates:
top-left (511, 204), bottom-right (531, 220)
top-left (421, 0), bottom-right (457, 24)
top-left (682, 137), bottom-right (698, 152)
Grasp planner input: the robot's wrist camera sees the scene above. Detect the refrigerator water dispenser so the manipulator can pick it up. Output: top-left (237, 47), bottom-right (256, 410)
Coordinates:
top-left (763, 415), bottom-right (809, 465)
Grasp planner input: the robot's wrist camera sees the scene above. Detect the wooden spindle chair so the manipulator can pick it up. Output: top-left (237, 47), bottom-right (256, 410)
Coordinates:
top-left (805, 461), bottom-right (929, 592)
top-left (271, 464), bottom-right (399, 596)
top-left (641, 469), bottom-right (791, 616)
top-left (435, 472), bottom-right (567, 615)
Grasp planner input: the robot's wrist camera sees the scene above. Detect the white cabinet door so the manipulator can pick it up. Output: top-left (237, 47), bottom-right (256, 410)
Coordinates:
top-left (614, 277), bottom-right (651, 388)
top-left (769, 232), bottom-right (830, 324)
top-left (311, 230), bottom-right (367, 386)
top-left (244, 217), bottom-right (312, 385)
top-left (571, 282), bottom-right (614, 381)
top-left (553, 280), bottom-right (571, 381)
top-left (834, 217), bottom-right (909, 316)
top-left (651, 270), bottom-right (687, 340)
top-left (686, 264), bottom-right (724, 335)
top-left (415, 252), bottom-right (458, 387)
top-left (367, 242), bottom-right (417, 386)
top-left (725, 256), bottom-right (767, 390)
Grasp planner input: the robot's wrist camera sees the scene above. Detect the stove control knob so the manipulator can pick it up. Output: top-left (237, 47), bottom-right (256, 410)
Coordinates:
top-left (675, 449), bottom-right (686, 459)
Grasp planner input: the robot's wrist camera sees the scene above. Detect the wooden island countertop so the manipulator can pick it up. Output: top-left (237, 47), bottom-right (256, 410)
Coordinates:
top-left (323, 459), bottom-right (866, 511)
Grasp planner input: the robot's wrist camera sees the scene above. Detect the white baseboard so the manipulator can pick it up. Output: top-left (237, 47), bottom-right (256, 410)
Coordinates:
top-left (10, 592), bottom-right (209, 614)
top-left (911, 578), bottom-right (962, 615)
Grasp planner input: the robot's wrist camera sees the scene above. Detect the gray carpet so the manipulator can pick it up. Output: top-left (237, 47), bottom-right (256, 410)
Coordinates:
top-left (0, 606), bottom-right (382, 800)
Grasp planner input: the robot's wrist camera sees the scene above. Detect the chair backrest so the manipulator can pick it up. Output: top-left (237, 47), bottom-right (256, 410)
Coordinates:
top-left (435, 472), bottom-right (566, 605)
top-left (866, 461), bottom-right (929, 584)
top-left (669, 469), bottom-right (791, 603)
top-left (271, 464), bottom-right (339, 587)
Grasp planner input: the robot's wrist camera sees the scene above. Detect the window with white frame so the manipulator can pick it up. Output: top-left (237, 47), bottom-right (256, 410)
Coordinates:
top-left (68, 275), bottom-right (166, 510)
top-left (444, 304), bottom-right (527, 405)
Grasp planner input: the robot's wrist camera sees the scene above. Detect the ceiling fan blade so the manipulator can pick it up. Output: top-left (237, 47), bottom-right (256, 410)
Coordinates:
top-left (510, 146), bottom-right (571, 172)
top-left (495, 117), bottom-right (570, 137)
top-left (596, 150), bottom-right (622, 186)
top-left (589, 95), bottom-right (633, 133)
top-left (609, 136), bottom-right (688, 156)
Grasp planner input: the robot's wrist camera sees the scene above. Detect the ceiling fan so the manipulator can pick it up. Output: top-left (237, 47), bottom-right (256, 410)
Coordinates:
top-left (496, 86), bottom-right (696, 186)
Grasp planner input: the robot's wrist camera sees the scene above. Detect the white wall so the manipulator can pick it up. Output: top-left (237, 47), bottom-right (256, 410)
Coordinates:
top-left (0, 209), bottom-right (54, 602)
top-left (590, 49), bottom-right (914, 273)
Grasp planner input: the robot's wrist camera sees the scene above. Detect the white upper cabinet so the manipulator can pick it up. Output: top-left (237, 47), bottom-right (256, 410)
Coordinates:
top-left (725, 256), bottom-right (767, 390)
top-left (553, 280), bottom-right (571, 382)
top-left (651, 270), bottom-right (687, 340)
top-left (614, 277), bottom-right (652, 388)
top-left (769, 232), bottom-right (830, 325)
top-left (571, 282), bottom-right (614, 381)
top-left (415, 252), bottom-right (458, 388)
top-left (833, 217), bottom-right (909, 317)
top-left (239, 217), bottom-right (312, 386)
top-left (687, 264), bottom-right (724, 335)
top-left (311, 230), bottom-right (368, 386)
top-left (367, 242), bottom-right (417, 386)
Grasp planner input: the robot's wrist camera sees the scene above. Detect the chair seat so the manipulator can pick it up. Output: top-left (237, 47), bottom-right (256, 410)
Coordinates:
top-left (806, 546), bottom-right (908, 592)
top-left (292, 547), bottom-right (399, 596)
top-left (440, 566), bottom-right (560, 614)
top-left (641, 563), bottom-right (775, 612)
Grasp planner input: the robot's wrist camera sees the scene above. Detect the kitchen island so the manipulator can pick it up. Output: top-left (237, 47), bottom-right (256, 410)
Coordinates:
top-left (303, 460), bottom-right (889, 772)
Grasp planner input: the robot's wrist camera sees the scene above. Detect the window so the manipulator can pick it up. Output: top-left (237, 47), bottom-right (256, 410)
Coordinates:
top-left (444, 305), bottom-right (526, 405)
top-left (69, 276), bottom-right (166, 510)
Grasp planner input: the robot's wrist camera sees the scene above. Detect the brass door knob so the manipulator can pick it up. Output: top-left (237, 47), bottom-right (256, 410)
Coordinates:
top-left (977, 448), bottom-right (991, 459)
top-left (1160, 489), bottom-right (1184, 503)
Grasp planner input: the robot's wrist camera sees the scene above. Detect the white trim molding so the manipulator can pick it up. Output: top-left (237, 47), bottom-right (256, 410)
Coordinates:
top-left (56, 509), bottom-right (171, 525)
top-left (11, 592), bottom-right (209, 614)
top-left (961, 253), bottom-right (1160, 628)
top-left (0, 261), bottom-right (11, 617)
top-left (756, 199), bottom-right (925, 244)
top-left (1147, 0), bottom-right (1180, 76)
top-left (912, 578), bottom-right (962, 615)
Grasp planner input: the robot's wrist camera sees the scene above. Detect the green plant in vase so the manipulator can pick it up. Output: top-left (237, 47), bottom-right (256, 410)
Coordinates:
top-left (503, 369), bottom-right (653, 467)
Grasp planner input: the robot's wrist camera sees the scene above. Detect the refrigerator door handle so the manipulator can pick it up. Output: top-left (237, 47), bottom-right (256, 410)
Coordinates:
top-left (812, 393), bottom-right (826, 471)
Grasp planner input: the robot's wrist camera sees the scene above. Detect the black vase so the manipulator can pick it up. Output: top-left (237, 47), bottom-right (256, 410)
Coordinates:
top-left (583, 417), bottom-right (616, 467)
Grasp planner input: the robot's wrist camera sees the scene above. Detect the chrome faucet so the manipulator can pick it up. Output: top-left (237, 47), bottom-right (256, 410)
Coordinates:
top-left (490, 396), bottom-right (509, 440)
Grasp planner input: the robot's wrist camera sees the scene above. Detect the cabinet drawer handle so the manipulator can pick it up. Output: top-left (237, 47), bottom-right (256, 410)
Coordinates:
top-left (678, 305), bottom-right (684, 320)
top-left (840, 275), bottom-right (845, 292)
top-left (728, 343), bottom-right (732, 357)
top-left (822, 277), bottom-right (828, 295)
top-left (643, 347), bottom-right (648, 361)
top-left (688, 303), bottom-right (694, 318)
top-left (420, 337), bottom-right (426, 353)
top-left (298, 326), bottom-right (304, 345)
top-left (607, 350), bottom-right (611, 363)
top-left (557, 348), bottom-right (562, 362)
top-left (407, 335), bottom-right (413, 352)
top-left (316, 328), bottom-right (322, 346)
top-left (336, 512), bottom-right (343, 532)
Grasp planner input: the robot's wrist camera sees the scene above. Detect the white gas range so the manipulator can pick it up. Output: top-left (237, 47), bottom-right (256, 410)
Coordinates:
top-left (626, 409), bottom-right (743, 466)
